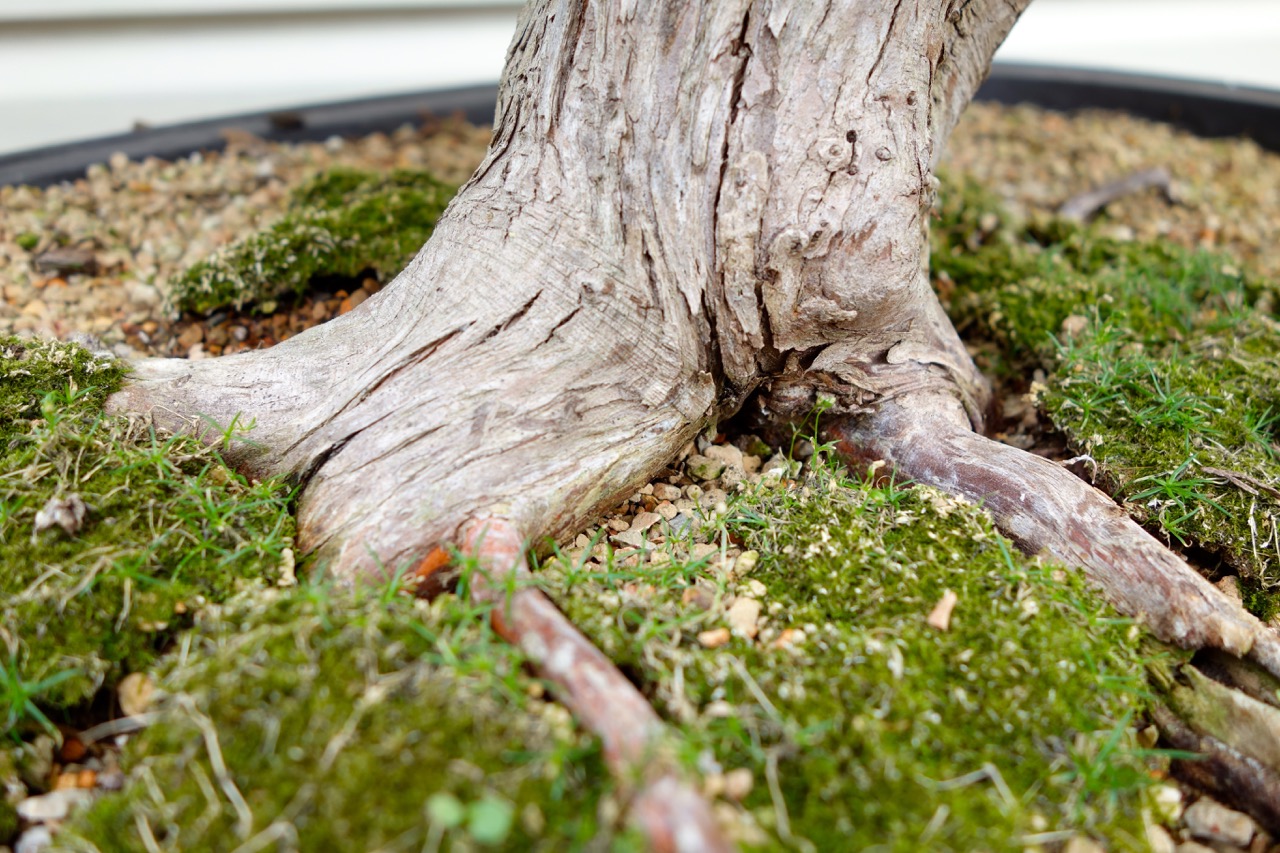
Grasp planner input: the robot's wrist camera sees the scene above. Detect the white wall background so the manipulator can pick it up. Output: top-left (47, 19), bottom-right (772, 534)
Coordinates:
top-left (1, 0), bottom-right (1277, 156)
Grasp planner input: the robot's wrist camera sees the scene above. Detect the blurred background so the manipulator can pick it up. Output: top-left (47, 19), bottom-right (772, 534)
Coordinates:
top-left (1, 0), bottom-right (1277, 156)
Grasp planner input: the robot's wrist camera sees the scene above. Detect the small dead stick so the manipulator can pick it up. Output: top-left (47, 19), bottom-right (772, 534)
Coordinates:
top-left (1058, 166), bottom-right (1173, 222)
top-left (830, 391), bottom-right (1280, 678)
top-left (459, 517), bottom-right (734, 853)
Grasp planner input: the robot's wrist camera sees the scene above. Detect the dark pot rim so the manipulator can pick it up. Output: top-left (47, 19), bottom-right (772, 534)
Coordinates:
top-left (3, 62), bottom-right (1280, 189)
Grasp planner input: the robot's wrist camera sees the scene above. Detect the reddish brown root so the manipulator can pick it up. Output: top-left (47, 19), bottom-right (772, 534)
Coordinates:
top-left (830, 392), bottom-right (1280, 679)
top-left (460, 518), bottom-right (733, 853)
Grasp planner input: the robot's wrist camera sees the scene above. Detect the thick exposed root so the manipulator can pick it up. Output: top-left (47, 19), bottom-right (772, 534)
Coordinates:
top-left (830, 391), bottom-right (1280, 680)
top-left (460, 518), bottom-right (733, 853)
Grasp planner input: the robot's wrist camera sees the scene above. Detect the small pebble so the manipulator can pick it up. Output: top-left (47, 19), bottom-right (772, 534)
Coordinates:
top-left (15, 825), bottom-right (54, 853)
top-left (58, 737), bottom-right (86, 763)
top-left (926, 589), bottom-right (958, 631)
top-left (630, 511), bottom-right (662, 532)
top-left (682, 586), bottom-right (714, 611)
top-left (1184, 797), bottom-right (1256, 847)
top-left (1147, 825), bottom-right (1176, 853)
top-left (1062, 836), bottom-right (1105, 853)
top-left (1215, 575), bottom-right (1243, 604)
top-left (726, 597), bottom-right (761, 638)
top-left (686, 455), bottom-right (725, 481)
top-left (97, 770), bottom-right (126, 792)
top-left (1153, 784), bottom-right (1183, 822)
top-left (652, 483), bottom-right (682, 501)
top-left (117, 672), bottom-right (155, 716)
top-left (733, 550), bottom-right (759, 575)
top-left (698, 628), bottom-right (731, 649)
top-left (17, 788), bottom-right (92, 822)
top-left (771, 628), bottom-right (805, 650)
top-left (723, 768), bottom-right (753, 801)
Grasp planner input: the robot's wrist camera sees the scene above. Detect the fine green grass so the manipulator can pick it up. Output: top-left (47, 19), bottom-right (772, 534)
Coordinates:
top-left (10, 160), bottom-right (1261, 850)
top-left (543, 455), bottom-right (1160, 851)
top-left (172, 167), bottom-right (456, 314)
top-left (63, 582), bottom-right (631, 852)
top-left (0, 336), bottom-right (295, 725)
top-left (933, 172), bottom-right (1280, 619)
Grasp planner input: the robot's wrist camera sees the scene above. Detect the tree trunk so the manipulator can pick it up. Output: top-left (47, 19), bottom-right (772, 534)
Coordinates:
top-left (108, 0), bottom-right (1013, 579)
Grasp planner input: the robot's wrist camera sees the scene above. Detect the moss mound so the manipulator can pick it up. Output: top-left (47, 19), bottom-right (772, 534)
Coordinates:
top-left (173, 167), bottom-right (456, 314)
top-left (933, 172), bottom-right (1280, 619)
top-left (543, 463), bottom-right (1158, 850)
top-left (0, 336), bottom-right (294, 723)
top-left (66, 587), bottom-right (625, 852)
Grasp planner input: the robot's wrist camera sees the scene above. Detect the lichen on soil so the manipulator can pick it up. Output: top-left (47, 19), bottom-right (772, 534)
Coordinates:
top-left (4, 102), bottom-right (1280, 850)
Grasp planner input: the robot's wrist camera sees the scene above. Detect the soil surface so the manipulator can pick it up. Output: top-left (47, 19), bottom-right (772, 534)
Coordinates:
top-left (4, 102), bottom-right (1280, 852)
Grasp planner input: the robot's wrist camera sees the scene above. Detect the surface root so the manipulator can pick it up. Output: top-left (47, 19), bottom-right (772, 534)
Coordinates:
top-left (830, 393), bottom-right (1280, 680)
top-left (461, 517), bottom-right (734, 853)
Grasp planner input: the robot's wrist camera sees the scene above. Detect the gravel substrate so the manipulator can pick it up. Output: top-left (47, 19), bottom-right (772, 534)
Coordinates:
top-left (5, 101), bottom-right (1280, 853)
top-left (0, 117), bottom-right (489, 359)
top-left (948, 102), bottom-right (1280, 279)
top-left (4, 103), bottom-right (1280, 364)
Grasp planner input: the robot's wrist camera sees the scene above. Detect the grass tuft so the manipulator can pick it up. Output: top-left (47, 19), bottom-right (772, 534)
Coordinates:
top-left (934, 171), bottom-right (1280, 619)
top-left (542, 455), bottom-right (1160, 850)
top-left (0, 336), bottom-right (295, 725)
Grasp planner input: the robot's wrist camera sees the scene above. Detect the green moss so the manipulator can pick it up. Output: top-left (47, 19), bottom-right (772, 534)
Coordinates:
top-left (542, 463), bottom-right (1158, 850)
top-left (0, 336), bottom-right (294, 722)
top-left (172, 167), bottom-right (457, 314)
top-left (65, 586), bottom-right (626, 852)
top-left (933, 172), bottom-right (1280, 618)
top-left (0, 794), bottom-right (15, 844)
top-left (15, 233), bottom-right (39, 252)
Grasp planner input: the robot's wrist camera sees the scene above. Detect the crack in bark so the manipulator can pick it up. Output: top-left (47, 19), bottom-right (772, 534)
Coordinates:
top-left (292, 408), bottom-right (396, 490)
top-left (533, 299), bottom-right (582, 349)
top-left (865, 0), bottom-right (906, 87)
top-left (482, 290), bottom-right (543, 342)
top-left (335, 326), bottom-right (465, 420)
top-left (546, 1), bottom-right (587, 140)
top-left (710, 7), bottom-right (756, 391)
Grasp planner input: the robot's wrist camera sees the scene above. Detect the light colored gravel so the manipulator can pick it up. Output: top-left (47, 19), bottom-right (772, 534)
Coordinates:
top-left (0, 118), bottom-right (490, 357)
top-left (945, 102), bottom-right (1280, 280)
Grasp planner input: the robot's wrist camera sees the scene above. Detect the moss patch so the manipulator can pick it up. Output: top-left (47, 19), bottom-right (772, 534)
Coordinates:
top-left (542, 461), bottom-right (1159, 850)
top-left (65, 586), bottom-right (627, 852)
top-left (934, 172), bottom-right (1280, 619)
top-left (172, 167), bottom-right (456, 314)
top-left (0, 336), bottom-right (294, 724)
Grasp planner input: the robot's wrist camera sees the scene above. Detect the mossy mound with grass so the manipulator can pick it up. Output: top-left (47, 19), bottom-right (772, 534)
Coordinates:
top-left (173, 167), bottom-right (457, 314)
top-left (65, 587), bottom-right (627, 852)
top-left (1, 336), bottom-right (294, 724)
top-left (934, 172), bottom-right (1280, 620)
top-left (543, 463), bottom-right (1159, 850)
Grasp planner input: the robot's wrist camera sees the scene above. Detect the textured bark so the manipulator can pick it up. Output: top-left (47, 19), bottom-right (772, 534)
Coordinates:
top-left (108, 0), bottom-right (1023, 579)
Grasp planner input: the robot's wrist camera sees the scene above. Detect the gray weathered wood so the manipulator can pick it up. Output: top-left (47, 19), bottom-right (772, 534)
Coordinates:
top-left (110, 0), bottom-right (1022, 579)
